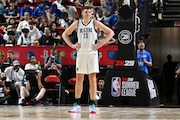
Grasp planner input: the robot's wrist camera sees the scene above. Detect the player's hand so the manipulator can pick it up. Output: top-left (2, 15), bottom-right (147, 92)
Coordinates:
top-left (92, 42), bottom-right (103, 50)
top-left (72, 43), bottom-right (81, 50)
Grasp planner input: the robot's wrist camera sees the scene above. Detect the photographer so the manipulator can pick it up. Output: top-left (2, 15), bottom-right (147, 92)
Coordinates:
top-left (4, 60), bottom-right (25, 104)
top-left (0, 73), bottom-right (11, 104)
top-left (0, 72), bottom-right (20, 105)
top-left (44, 45), bottom-right (62, 76)
top-left (20, 69), bottom-right (46, 106)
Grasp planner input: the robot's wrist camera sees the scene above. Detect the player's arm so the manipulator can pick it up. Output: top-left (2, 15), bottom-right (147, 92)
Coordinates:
top-left (62, 21), bottom-right (78, 48)
top-left (94, 20), bottom-right (115, 48)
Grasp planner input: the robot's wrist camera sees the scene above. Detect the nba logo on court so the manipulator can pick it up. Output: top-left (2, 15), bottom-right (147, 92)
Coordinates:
top-left (111, 77), bottom-right (121, 97)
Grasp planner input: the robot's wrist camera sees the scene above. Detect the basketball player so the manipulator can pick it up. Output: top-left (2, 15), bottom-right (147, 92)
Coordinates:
top-left (62, 6), bottom-right (114, 113)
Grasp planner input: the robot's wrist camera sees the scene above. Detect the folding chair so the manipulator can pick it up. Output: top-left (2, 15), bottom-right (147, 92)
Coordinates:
top-left (45, 75), bottom-right (61, 105)
top-left (68, 77), bottom-right (76, 92)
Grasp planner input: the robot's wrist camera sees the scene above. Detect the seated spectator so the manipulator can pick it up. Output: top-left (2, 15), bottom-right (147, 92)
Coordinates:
top-left (0, 73), bottom-right (11, 105)
top-left (39, 26), bottom-right (55, 45)
top-left (20, 1), bottom-right (33, 19)
top-left (96, 10), bottom-right (106, 24)
top-left (0, 34), bottom-right (4, 46)
top-left (4, 60), bottom-right (25, 103)
top-left (52, 0), bottom-right (66, 12)
top-left (110, 0), bottom-right (118, 15)
top-left (0, 72), bottom-right (19, 105)
top-left (57, 12), bottom-right (71, 27)
top-left (17, 28), bottom-right (34, 46)
top-left (28, 20), bottom-right (41, 45)
top-left (24, 55), bottom-right (38, 70)
top-left (4, 0), bottom-right (20, 22)
top-left (96, 78), bottom-right (105, 105)
top-left (33, 1), bottom-right (45, 19)
top-left (44, 45), bottom-right (62, 76)
top-left (12, 25), bottom-right (20, 42)
top-left (3, 25), bottom-right (20, 46)
top-left (0, 0), bottom-right (6, 26)
top-left (16, 12), bottom-right (31, 33)
top-left (74, 0), bottom-right (83, 6)
top-left (97, 0), bottom-right (111, 17)
top-left (4, 30), bottom-right (15, 46)
top-left (106, 0), bottom-right (115, 7)
top-left (96, 10), bottom-right (107, 39)
top-left (1, 50), bottom-right (15, 72)
top-left (37, 16), bottom-right (50, 35)
top-left (50, 22), bottom-right (61, 45)
top-left (7, 18), bottom-right (18, 28)
top-left (44, 5), bottom-right (54, 25)
top-left (105, 8), bottom-right (119, 28)
top-left (19, 69), bottom-right (46, 106)
top-left (51, 3), bottom-right (62, 23)
top-left (63, 3), bottom-right (78, 22)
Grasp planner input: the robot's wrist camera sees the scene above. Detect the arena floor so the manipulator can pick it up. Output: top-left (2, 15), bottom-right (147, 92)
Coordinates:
top-left (0, 104), bottom-right (180, 120)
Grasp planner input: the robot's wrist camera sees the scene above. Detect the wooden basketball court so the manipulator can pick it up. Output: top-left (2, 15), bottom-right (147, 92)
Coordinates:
top-left (0, 105), bottom-right (180, 119)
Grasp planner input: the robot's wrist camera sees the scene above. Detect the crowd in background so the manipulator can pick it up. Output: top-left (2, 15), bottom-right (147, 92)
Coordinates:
top-left (0, 0), bottom-right (164, 47)
top-left (0, 0), bottom-right (169, 106)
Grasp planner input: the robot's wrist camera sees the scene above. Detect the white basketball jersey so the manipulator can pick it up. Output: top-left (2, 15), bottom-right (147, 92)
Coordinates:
top-left (77, 19), bottom-right (98, 50)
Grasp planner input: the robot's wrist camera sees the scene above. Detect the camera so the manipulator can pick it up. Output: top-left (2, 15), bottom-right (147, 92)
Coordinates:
top-left (1, 77), bottom-right (6, 81)
top-left (25, 70), bottom-right (37, 80)
top-left (51, 58), bottom-right (55, 63)
top-left (0, 77), bottom-right (6, 87)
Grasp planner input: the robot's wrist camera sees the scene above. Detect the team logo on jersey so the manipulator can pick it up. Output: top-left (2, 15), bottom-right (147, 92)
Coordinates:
top-left (118, 30), bottom-right (132, 44)
top-left (0, 50), bottom-right (6, 61)
top-left (111, 77), bottom-right (121, 97)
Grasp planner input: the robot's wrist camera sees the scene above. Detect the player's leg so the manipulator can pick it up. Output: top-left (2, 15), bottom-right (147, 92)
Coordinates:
top-left (88, 73), bottom-right (97, 114)
top-left (69, 73), bottom-right (84, 113)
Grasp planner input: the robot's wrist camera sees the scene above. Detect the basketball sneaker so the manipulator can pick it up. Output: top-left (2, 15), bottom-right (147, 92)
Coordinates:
top-left (69, 103), bottom-right (81, 113)
top-left (89, 104), bottom-right (96, 114)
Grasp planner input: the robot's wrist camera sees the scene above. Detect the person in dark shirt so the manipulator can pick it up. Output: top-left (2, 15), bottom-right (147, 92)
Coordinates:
top-left (50, 22), bottom-right (61, 45)
top-left (0, 35), bottom-right (5, 46)
top-left (162, 55), bottom-right (176, 103)
top-left (19, 69), bottom-right (46, 106)
top-left (39, 26), bottom-right (55, 45)
top-left (44, 45), bottom-right (62, 76)
top-left (0, 73), bottom-right (11, 104)
top-left (0, 72), bottom-right (19, 105)
top-left (4, 0), bottom-right (19, 22)
top-left (1, 50), bottom-right (15, 72)
top-left (0, 0), bottom-right (6, 25)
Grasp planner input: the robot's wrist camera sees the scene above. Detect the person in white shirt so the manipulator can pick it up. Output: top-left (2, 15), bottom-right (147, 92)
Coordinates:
top-left (17, 28), bottom-right (34, 46)
top-left (28, 20), bottom-right (41, 45)
top-left (16, 12), bottom-right (31, 33)
top-left (24, 55), bottom-right (38, 70)
top-left (4, 60), bottom-right (25, 99)
top-left (63, 4), bottom-right (78, 22)
top-left (52, 0), bottom-right (66, 12)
